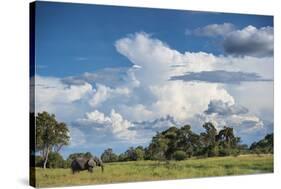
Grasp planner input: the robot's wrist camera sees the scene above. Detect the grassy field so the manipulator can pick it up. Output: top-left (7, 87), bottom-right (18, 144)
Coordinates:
top-left (34, 154), bottom-right (273, 188)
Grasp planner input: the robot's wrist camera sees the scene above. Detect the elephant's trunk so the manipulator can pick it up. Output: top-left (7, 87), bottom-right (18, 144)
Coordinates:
top-left (101, 164), bottom-right (104, 172)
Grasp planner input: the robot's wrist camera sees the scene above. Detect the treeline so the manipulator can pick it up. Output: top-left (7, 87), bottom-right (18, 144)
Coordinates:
top-left (100, 123), bottom-right (273, 162)
top-left (34, 112), bottom-right (273, 168)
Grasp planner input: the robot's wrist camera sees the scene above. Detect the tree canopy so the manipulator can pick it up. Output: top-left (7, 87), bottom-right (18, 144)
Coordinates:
top-left (145, 123), bottom-right (243, 160)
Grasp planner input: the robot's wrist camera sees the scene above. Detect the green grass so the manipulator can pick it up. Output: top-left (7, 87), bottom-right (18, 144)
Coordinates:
top-left (34, 154), bottom-right (273, 188)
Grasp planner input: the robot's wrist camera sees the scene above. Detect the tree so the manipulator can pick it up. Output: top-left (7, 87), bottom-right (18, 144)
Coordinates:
top-left (122, 146), bottom-right (145, 161)
top-left (216, 126), bottom-right (240, 156)
top-left (124, 147), bottom-right (137, 161)
top-left (200, 122), bottom-right (218, 157)
top-left (36, 112), bottom-right (70, 169)
top-left (101, 148), bottom-right (118, 162)
top-left (250, 133), bottom-right (273, 154)
top-left (134, 146), bottom-right (145, 160)
top-left (118, 153), bottom-right (128, 162)
top-left (176, 125), bottom-right (201, 158)
top-left (163, 127), bottom-right (179, 160)
top-left (146, 132), bottom-right (169, 161)
top-left (53, 123), bottom-right (70, 153)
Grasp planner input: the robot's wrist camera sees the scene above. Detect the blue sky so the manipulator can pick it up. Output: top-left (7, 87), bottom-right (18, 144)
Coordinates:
top-left (34, 1), bottom-right (274, 158)
top-left (35, 1), bottom-right (272, 76)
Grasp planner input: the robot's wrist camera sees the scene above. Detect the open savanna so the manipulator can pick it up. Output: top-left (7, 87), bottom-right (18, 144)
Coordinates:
top-left (35, 154), bottom-right (273, 188)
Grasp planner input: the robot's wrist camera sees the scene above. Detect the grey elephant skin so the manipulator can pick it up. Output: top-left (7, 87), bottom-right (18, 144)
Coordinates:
top-left (71, 157), bottom-right (104, 174)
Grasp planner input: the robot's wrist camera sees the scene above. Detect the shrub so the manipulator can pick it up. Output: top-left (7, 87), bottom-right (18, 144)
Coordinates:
top-left (173, 150), bottom-right (186, 161)
top-left (47, 152), bottom-right (65, 168)
top-left (35, 156), bottom-right (44, 167)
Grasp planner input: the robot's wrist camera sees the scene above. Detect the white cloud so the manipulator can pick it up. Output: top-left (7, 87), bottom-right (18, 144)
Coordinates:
top-left (35, 32), bottom-right (273, 149)
top-left (77, 109), bottom-right (136, 141)
top-left (84, 110), bottom-right (112, 124)
top-left (192, 23), bottom-right (235, 36)
top-left (225, 82), bottom-right (273, 119)
top-left (149, 81), bottom-right (234, 122)
top-left (116, 33), bottom-right (274, 123)
top-left (89, 83), bottom-right (131, 108)
top-left (114, 32), bottom-right (272, 142)
top-left (35, 75), bottom-right (93, 121)
top-left (35, 75), bottom-right (92, 104)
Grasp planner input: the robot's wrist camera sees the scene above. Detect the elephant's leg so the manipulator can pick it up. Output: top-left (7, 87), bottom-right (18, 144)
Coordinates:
top-left (88, 167), bottom-right (93, 173)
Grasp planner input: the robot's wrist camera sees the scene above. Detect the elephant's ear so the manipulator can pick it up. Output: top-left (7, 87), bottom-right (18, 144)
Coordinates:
top-left (93, 156), bottom-right (101, 166)
top-left (87, 159), bottom-right (95, 167)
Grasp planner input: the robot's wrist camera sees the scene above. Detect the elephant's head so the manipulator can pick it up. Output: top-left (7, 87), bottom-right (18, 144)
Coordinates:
top-left (86, 158), bottom-right (96, 172)
top-left (93, 156), bottom-right (104, 172)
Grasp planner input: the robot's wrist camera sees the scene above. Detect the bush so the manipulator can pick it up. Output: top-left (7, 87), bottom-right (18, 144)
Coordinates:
top-left (206, 146), bottom-right (219, 157)
top-left (218, 148), bottom-right (231, 156)
top-left (35, 156), bottom-right (44, 167)
top-left (173, 150), bottom-right (186, 161)
top-left (47, 152), bottom-right (65, 168)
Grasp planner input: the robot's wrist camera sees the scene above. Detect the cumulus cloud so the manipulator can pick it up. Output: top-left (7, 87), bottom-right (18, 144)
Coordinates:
top-left (62, 67), bottom-right (139, 88)
top-left (89, 84), bottom-right (131, 108)
top-left (76, 109), bottom-right (136, 141)
top-left (223, 25), bottom-right (273, 57)
top-left (204, 100), bottom-right (248, 116)
top-left (132, 115), bottom-right (179, 131)
top-left (36, 75), bottom-right (92, 103)
top-left (170, 70), bottom-right (272, 84)
top-left (115, 32), bottom-right (235, 122)
top-left (36, 32), bottom-right (273, 149)
top-left (192, 23), bottom-right (235, 37)
top-left (35, 75), bottom-right (93, 121)
top-left (114, 32), bottom-right (273, 144)
top-left (190, 24), bottom-right (273, 57)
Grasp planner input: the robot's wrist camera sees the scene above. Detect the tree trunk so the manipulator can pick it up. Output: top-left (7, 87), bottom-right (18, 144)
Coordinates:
top-left (43, 147), bottom-right (50, 169)
top-left (54, 144), bottom-right (63, 153)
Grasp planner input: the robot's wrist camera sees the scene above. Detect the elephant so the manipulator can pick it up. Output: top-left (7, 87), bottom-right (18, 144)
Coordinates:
top-left (71, 156), bottom-right (104, 174)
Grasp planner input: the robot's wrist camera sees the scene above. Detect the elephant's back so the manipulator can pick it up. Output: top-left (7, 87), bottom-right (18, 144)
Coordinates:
top-left (71, 158), bottom-right (86, 169)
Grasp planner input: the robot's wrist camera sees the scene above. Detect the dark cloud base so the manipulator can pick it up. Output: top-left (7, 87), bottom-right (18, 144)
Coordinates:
top-left (170, 70), bottom-right (272, 84)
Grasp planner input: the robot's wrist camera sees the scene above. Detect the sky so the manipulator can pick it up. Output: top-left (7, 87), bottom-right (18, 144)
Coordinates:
top-left (33, 1), bottom-right (274, 158)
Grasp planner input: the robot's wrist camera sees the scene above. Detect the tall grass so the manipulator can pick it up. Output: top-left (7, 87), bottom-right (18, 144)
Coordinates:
top-left (35, 154), bottom-right (273, 188)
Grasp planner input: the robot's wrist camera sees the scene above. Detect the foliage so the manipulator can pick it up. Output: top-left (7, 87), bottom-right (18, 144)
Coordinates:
top-left (200, 122), bottom-right (218, 157)
top-left (118, 153), bottom-right (127, 162)
top-left (47, 152), bottom-right (68, 168)
top-left (101, 148), bottom-right (118, 162)
top-left (145, 123), bottom-right (242, 160)
top-left (35, 153), bottom-right (69, 168)
top-left (67, 152), bottom-right (93, 161)
top-left (173, 150), bottom-right (186, 161)
top-left (121, 146), bottom-right (145, 161)
top-left (133, 146), bottom-right (145, 160)
top-left (36, 111), bottom-right (70, 168)
top-left (35, 156), bottom-right (44, 167)
top-left (250, 133), bottom-right (273, 154)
